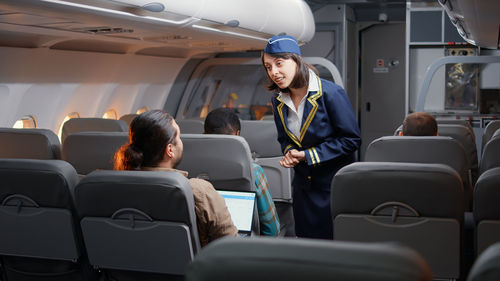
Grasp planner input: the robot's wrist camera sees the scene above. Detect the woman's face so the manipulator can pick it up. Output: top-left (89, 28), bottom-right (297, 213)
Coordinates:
top-left (263, 53), bottom-right (297, 89)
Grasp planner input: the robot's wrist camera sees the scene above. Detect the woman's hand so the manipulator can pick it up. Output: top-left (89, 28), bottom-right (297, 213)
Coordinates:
top-left (280, 149), bottom-right (306, 168)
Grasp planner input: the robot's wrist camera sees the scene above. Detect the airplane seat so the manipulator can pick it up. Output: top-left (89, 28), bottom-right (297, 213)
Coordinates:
top-left (61, 118), bottom-right (128, 145)
top-left (176, 134), bottom-right (260, 235)
top-left (62, 132), bottom-right (129, 176)
top-left (437, 119), bottom-right (475, 138)
top-left (240, 120), bottom-right (294, 236)
top-left (365, 136), bottom-right (472, 210)
top-left (392, 123), bottom-right (478, 185)
top-left (481, 121), bottom-right (500, 154)
top-left (467, 242), bottom-right (500, 281)
top-left (177, 119), bottom-right (205, 134)
top-left (240, 120), bottom-right (292, 201)
top-left (185, 237), bottom-right (433, 281)
top-left (331, 161), bottom-right (464, 280)
top-left (261, 114), bottom-right (275, 121)
top-left (0, 128), bottom-right (61, 159)
top-left (438, 124), bottom-right (479, 185)
top-left (0, 159), bottom-right (99, 281)
top-left (74, 170), bottom-right (200, 280)
top-left (473, 167), bottom-right (500, 256)
top-left (479, 130), bottom-right (500, 175)
top-left (118, 114), bottom-right (138, 127)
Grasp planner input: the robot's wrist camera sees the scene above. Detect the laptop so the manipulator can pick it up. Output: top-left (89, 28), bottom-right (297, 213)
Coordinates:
top-left (216, 190), bottom-right (256, 236)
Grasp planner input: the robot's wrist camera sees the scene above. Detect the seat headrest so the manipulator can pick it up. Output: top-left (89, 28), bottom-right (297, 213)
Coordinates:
top-left (0, 159), bottom-right (77, 209)
top-left (467, 242), bottom-right (500, 281)
top-left (331, 162), bottom-right (464, 222)
top-left (240, 120), bottom-right (281, 157)
top-left (365, 136), bottom-right (467, 174)
top-left (61, 118), bottom-right (128, 144)
top-left (177, 134), bottom-right (253, 191)
top-left (75, 170), bottom-right (195, 225)
top-left (177, 119), bottom-right (205, 134)
top-left (474, 167), bottom-right (500, 222)
top-left (0, 128), bottom-right (61, 159)
top-left (186, 237), bottom-right (433, 281)
top-left (62, 132), bottom-right (129, 175)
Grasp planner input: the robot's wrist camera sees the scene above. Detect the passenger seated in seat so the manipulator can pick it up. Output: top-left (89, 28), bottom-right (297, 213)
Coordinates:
top-left (399, 112), bottom-right (438, 136)
top-left (204, 108), bottom-right (280, 236)
top-left (114, 110), bottom-right (237, 247)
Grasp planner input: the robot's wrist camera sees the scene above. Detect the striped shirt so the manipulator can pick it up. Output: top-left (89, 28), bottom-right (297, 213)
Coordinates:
top-left (253, 163), bottom-right (280, 236)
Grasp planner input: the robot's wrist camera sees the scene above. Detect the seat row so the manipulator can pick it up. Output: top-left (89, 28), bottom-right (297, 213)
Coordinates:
top-left (2, 157), bottom-right (500, 281)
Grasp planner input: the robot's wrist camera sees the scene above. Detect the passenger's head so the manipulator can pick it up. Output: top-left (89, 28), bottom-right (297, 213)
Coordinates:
top-left (204, 108), bottom-right (240, 135)
top-left (114, 110), bottom-right (183, 170)
top-left (261, 35), bottom-right (314, 93)
top-left (400, 112), bottom-right (438, 136)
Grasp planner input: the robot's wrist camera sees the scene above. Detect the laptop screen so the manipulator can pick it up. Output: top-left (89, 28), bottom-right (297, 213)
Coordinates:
top-left (216, 190), bottom-right (255, 233)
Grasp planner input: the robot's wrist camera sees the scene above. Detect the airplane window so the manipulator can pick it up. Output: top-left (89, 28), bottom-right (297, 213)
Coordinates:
top-left (12, 115), bottom-right (38, 129)
top-left (183, 65), bottom-right (271, 120)
top-left (57, 112), bottom-right (80, 141)
top-left (183, 64), bottom-right (338, 120)
top-left (103, 109), bottom-right (118, 119)
top-left (136, 106), bottom-right (150, 114)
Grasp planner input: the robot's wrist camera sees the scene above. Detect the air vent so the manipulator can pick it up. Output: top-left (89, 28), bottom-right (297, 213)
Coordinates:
top-left (73, 26), bottom-right (133, 35)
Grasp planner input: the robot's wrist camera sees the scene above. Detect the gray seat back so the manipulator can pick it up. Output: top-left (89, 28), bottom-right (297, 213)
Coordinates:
top-left (240, 120), bottom-right (292, 201)
top-left (331, 162), bottom-right (464, 279)
top-left (438, 124), bottom-right (478, 184)
top-left (177, 134), bottom-right (259, 234)
top-left (0, 128), bottom-right (61, 159)
top-left (437, 119), bottom-right (475, 138)
top-left (61, 118), bottom-right (128, 145)
top-left (118, 114), bottom-right (138, 126)
top-left (62, 132), bottom-right (129, 175)
top-left (177, 134), bottom-right (254, 191)
top-left (0, 159), bottom-right (85, 279)
top-left (467, 242), bottom-right (500, 281)
top-left (473, 167), bottom-right (500, 255)
top-left (482, 120), bottom-right (500, 153)
top-left (75, 170), bottom-right (199, 276)
top-left (186, 237), bottom-right (433, 281)
top-left (365, 136), bottom-right (471, 209)
top-left (177, 119), bottom-right (205, 134)
top-left (480, 132), bottom-right (500, 174)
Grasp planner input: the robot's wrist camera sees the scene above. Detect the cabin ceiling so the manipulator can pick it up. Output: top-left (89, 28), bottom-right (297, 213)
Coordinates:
top-left (0, 0), bottom-right (497, 56)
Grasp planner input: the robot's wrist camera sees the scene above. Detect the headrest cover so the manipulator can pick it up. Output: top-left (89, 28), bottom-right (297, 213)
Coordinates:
top-left (264, 35), bottom-right (301, 56)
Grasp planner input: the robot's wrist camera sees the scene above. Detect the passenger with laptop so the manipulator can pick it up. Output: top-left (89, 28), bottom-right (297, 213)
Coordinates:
top-left (204, 108), bottom-right (281, 236)
top-left (114, 110), bottom-right (237, 247)
top-left (399, 112), bottom-right (438, 136)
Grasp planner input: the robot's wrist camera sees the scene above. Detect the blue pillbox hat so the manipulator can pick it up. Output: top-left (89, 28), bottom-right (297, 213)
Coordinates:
top-left (264, 35), bottom-right (301, 56)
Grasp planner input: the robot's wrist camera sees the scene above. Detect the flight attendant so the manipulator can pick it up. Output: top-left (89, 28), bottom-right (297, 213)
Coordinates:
top-left (262, 35), bottom-right (361, 239)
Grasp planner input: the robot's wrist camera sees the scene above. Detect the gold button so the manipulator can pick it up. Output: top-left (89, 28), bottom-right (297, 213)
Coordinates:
top-left (307, 176), bottom-right (311, 180)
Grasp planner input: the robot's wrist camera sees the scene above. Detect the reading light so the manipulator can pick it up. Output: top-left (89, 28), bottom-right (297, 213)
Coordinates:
top-left (142, 2), bottom-right (165, 12)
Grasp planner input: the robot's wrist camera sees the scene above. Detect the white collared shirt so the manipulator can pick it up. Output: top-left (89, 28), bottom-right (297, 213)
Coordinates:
top-left (279, 69), bottom-right (320, 138)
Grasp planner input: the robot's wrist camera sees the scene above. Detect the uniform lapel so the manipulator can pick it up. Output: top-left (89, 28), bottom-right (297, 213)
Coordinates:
top-left (299, 76), bottom-right (322, 142)
top-left (276, 93), bottom-right (302, 148)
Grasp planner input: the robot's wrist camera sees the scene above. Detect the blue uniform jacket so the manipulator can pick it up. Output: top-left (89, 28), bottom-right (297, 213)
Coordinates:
top-left (272, 78), bottom-right (361, 192)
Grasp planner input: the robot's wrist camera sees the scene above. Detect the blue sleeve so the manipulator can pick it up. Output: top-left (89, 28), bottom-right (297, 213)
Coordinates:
top-left (304, 83), bottom-right (361, 166)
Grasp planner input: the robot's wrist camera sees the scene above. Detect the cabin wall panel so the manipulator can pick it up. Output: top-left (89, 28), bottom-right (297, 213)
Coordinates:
top-left (0, 47), bottom-right (187, 132)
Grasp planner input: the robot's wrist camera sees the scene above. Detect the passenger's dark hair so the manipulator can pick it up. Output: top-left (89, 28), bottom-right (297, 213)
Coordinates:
top-left (402, 112), bottom-right (438, 136)
top-left (261, 52), bottom-right (317, 93)
top-left (204, 108), bottom-right (241, 135)
top-left (114, 110), bottom-right (177, 170)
